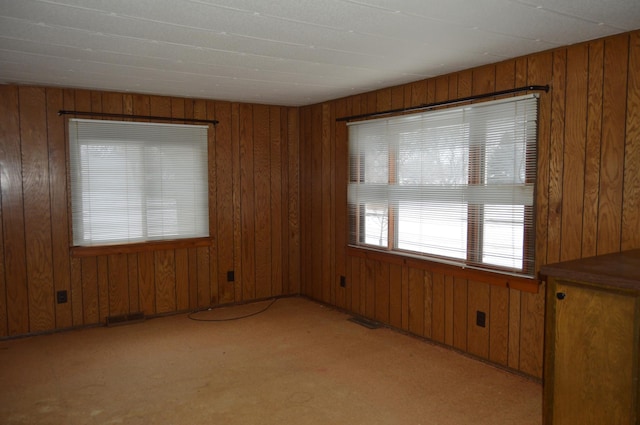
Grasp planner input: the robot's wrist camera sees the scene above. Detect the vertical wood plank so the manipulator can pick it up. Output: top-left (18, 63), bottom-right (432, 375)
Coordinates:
top-left (231, 103), bottom-right (243, 301)
top-left (444, 274), bottom-right (454, 346)
top-left (20, 86), bottom-right (55, 332)
top-left (127, 254), bottom-right (139, 313)
top-left (193, 100), bottom-right (214, 306)
top-left (622, 31), bottom-right (640, 250)
top-left (0, 166), bottom-right (6, 335)
top-left (322, 103), bottom-right (333, 304)
top-left (96, 256), bottom-right (109, 322)
top-left (155, 250), bottom-right (176, 314)
top-left (408, 267), bottom-right (424, 336)
top-left (489, 285), bottom-right (509, 366)
top-left (389, 263), bottom-right (402, 328)
top-left (453, 277), bottom-right (468, 351)
top-left (65, 89), bottom-right (84, 327)
top-left (467, 280), bottom-right (490, 359)
top-left (495, 60), bottom-right (516, 91)
top-left (310, 105), bottom-right (323, 300)
top-left (240, 103), bottom-right (255, 300)
top-left (253, 104), bottom-right (271, 298)
top-left (69, 258), bottom-right (83, 326)
top-left (472, 65), bottom-right (495, 95)
top-left (138, 251), bottom-right (156, 315)
top-left (197, 247), bottom-right (210, 308)
top-left (547, 49), bottom-right (567, 265)
top-left (81, 257), bottom-right (98, 324)
top-left (597, 34), bottom-right (628, 254)
top-left (519, 285), bottom-right (545, 378)
top-left (175, 248), bottom-right (189, 311)
top-left (46, 88), bottom-right (72, 329)
top-left (188, 248), bottom-right (198, 309)
top-left (206, 101), bottom-right (219, 306)
top-left (107, 254), bottom-right (129, 316)
top-left (508, 288), bottom-right (522, 370)
top-left (349, 256), bottom-right (362, 315)
top-left (431, 272), bottom-right (445, 343)
top-left (582, 40), bottom-right (604, 257)
top-left (561, 44), bottom-right (589, 261)
top-left (400, 263), bottom-right (410, 332)
top-left (287, 107), bottom-right (301, 295)
top-left (215, 102), bottom-right (235, 303)
top-left (364, 259), bottom-right (375, 319)
top-left (269, 106), bottom-right (283, 297)
top-left (374, 261), bottom-right (390, 324)
top-left (423, 271), bottom-right (433, 339)
top-left (528, 52), bottom-right (553, 268)
top-left (334, 100), bottom-right (348, 309)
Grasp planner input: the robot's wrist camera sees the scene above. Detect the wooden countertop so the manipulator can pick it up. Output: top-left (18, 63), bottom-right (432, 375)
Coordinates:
top-left (539, 249), bottom-right (640, 292)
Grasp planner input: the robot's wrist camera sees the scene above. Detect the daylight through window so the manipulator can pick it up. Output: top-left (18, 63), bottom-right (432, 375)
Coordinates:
top-left (348, 94), bottom-right (538, 276)
top-left (69, 119), bottom-right (209, 247)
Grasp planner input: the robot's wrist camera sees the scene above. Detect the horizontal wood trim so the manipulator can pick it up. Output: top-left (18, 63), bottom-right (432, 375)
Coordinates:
top-left (347, 246), bottom-right (540, 294)
top-left (71, 238), bottom-right (213, 257)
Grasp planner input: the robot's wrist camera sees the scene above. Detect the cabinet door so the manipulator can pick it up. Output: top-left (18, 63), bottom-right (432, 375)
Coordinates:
top-left (552, 281), bottom-right (636, 424)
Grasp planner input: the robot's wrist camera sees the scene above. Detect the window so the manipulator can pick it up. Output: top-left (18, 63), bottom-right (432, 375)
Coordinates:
top-left (348, 94), bottom-right (538, 277)
top-left (69, 119), bottom-right (209, 247)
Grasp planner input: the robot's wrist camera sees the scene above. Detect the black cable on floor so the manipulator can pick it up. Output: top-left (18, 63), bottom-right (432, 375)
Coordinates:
top-left (187, 298), bottom-right (278, 322)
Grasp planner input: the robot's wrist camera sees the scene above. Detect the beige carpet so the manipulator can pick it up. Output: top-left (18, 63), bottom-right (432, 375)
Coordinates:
top-left (0, 297), bottom-right (541, 424)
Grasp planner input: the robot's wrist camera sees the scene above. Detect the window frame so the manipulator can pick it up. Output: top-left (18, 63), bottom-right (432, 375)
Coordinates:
top-left (67, 118), bottom-right (211, 254)
top-left (348, 95), bottom-right (538, 278)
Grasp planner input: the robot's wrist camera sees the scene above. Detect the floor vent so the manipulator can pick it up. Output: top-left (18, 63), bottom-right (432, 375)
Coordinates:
top-left (348, 316), bottom-right (381, 329)
top-left (106, 312), bottom-right (145, 327)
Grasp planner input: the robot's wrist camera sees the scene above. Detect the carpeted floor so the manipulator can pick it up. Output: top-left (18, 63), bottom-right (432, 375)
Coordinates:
top-left (0, 296), bottom-right (541, 424)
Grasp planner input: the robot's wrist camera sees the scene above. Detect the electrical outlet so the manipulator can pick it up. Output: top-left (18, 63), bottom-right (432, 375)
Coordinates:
top-left (340, 275), bottom-right (346, 288)
top-left (227, 270), bottom-right (235, 282)
top-left (476, 310), bottom-right (486, 328)
top-left (56, 290), bottom-right (68, 304)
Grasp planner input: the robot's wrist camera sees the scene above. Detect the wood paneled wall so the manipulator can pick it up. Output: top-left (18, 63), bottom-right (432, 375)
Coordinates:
top-left (299, 30), bottom-right (640, 379)
top-left (0, 87), bottom-right (300, 337)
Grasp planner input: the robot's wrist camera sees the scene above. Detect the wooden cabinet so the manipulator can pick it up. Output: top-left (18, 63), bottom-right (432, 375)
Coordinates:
top-left (540, 250), bottom-right (640, 425)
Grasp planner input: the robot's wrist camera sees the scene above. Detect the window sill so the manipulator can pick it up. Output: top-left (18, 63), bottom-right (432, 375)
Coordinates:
top-left (70, 237), bottom-right (212, 257)
top-left (347, 245), bottom-right (541, 294)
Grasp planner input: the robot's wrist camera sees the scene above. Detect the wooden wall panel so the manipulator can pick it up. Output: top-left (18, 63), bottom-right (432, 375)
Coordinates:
top-left (81, 257), bottom-right (99, 324)
top-left (253, 104), bottom-right (272, 299)
top-left (467, 281), bottom-right (490, 359)
top-left (269, 106), bottom-right (283, 297)
top-left (0, 85), bottom-right (301, 337)
top-left (299, 30), bottom-right (640, 379)
top-left (0, 179), bottom-right (6, 336)
top-left (597, 34), bottom-right (628, 255)
top-left (622, 31), bottom-right (640, 250)
top-left (582, 40), bottom-right (604, 258)
top-left (287, 107), bottom-right (301, 295)
top-left (215, 102), bottom-right (235, 303)
top-left (0, 85), bottom-right (28, 336)
top-left (21, 86), bottom-right (55, 332)
top-left (561, 45), bottom-right (588, 261)
top-left (107, 254), bottom-right (129, 316)
top-left (154, 250), bottom-right (176, 314)
top-left (46, 88), bottom-right (72, 329)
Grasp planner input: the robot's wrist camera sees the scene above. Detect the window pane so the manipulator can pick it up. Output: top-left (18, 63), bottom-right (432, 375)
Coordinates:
top-left (397, 201), bottom-right (467, 259)
top-left (364, 203), bottom-right (388, 247)
top-left (483, 205), bottom-right (524, 269)
top-left (69, 119), bottom-right (208, 246)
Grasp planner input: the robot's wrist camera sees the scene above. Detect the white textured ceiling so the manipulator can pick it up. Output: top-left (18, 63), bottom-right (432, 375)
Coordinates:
top-left (1, 0), bottom-right (639, 106)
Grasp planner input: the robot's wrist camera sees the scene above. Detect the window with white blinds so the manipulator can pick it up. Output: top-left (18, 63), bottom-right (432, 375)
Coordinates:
top-left (69, 118), bottom-right (209, 247)
top-left (348, 94), bottom-right (538, 276)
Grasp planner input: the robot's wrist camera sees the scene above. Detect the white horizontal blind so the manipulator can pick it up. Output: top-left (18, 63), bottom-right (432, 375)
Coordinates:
top-left (69, 119), bottom-right (209, 246)
top-left (348, 94), bottom-right (538, 276)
